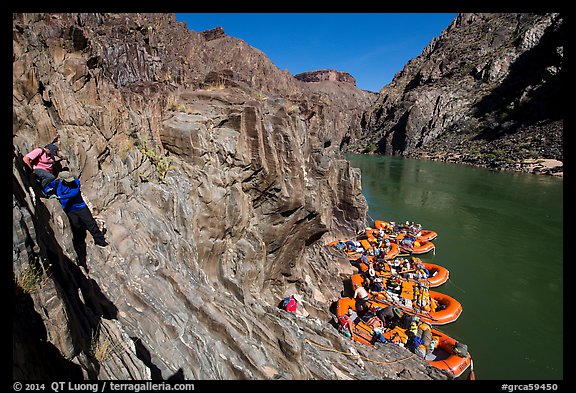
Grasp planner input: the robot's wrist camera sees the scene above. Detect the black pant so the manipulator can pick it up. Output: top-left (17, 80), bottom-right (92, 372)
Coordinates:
top-left (66, 206), bottom-right (106, 246)
top-left (33, 168), bottom-right (56, 188)
top-left (356, 297), bottom-right (369, 314)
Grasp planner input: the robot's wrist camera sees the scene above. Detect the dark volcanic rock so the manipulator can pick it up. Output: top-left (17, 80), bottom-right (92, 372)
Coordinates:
top-left (13, 13), bottom-right (445, 380)
top-left (200, 26), bottom-right (226, 41)
top-left (351, 13), bottom-right (563, 176)
top-left (295, 69), bottom-right (357, 86)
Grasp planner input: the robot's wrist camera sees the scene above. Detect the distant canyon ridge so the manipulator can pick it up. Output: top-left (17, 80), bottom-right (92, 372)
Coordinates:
top-left (13, 12), bottom-right (562, 381)
top-left (348, 13), bottom-right (563, 176)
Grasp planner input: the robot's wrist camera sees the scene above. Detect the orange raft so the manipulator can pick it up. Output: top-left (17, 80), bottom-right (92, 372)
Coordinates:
top-left (357, 256), bottom-right (449, 288)
top-left (352, 239), bottom-right (400, 261)
top-left (423, 263), bottom-right (450, 287)
top-left (335, 297), bottom-right (375, 347)
top-left (374, 219), bottom-right (438, 242)
top-left (427, 328), bottom-right (473, 378)
top-left (394, 233), bottom-right (436, 255)
top-left (327, 238), bottom-right (400, 261)
top-left (335, 297), bottom-right (471, 379)
top-left (368, 225), bottom-right (435, 255)
top-left (351, 274), bottom-right (462, 325)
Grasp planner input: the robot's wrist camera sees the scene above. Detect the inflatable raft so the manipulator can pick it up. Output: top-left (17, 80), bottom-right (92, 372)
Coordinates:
top-left (351, 273), bottom-right (462, 325)
top-left (368, 225), bottom-right (435, 255)
top-left (328, 238), bottom-right (400, 261)
top-left (422, 263), bottom-right (449, 287)
top-left (395, 233), bottom-right (436, 255)
top-left (357, 256), bottom-right (449, 287)
top-left (351, 239), bottom-right (400, 260)
top-left (374, 219), bottom-right (438, 243)
top-left (426, 328), bottom-right (472, 378)
top-left (335, 297), bottom-right (471, 378)
top-left (335, 297), bottom-right (375, 347)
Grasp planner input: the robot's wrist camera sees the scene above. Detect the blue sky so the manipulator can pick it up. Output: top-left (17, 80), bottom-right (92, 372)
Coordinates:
top-left (175, 13), bottom-right (457, 92)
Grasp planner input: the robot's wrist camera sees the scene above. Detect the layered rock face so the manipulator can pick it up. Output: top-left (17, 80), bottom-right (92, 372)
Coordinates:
top-left (13, 13), bottom-right (445, 380)
top-left (295, 69), bottom-right (357, 86)
top-left (351, 13), bottom-right (563, 175)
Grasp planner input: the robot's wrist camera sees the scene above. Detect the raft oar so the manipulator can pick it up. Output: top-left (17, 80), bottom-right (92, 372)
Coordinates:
top-left (357, 263), bottom-right (432, 287)
top-left (469, 359), bottom-right (476, 380)
top-left (377, 271), bottom-right (431, 287)
top-left (368, 295), bottom-right (441, 323)
top-left (382, 251), bottom-right (412, 260)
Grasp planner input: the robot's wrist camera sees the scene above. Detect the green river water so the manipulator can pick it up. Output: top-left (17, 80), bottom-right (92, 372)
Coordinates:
top-left (346, 154), bottom-right (563, 380)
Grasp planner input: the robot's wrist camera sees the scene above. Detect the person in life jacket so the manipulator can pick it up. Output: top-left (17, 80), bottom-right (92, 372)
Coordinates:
top-left (373, 258), bottom-right (387, 273)
top-left (23, 143), bottom-right (67, 191)
top-left (389, 257), bottom-right (402, 274)
top-left (383, 221), bottom-right (395, 234)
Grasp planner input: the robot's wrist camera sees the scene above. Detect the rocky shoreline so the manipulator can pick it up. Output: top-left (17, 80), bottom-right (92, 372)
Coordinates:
top-left (405, 119), bottom-right (563, 177)
top-left (410, 153), bottom-right (563, 177)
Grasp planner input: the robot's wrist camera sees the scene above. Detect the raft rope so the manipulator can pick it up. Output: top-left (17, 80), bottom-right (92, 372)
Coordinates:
top-left (304, 338), bottom-right (416, 366)
top-left (367, 213), bottom-right (376, 226)
top-left (446, 277), bottom-right (466, 293)
top-left (321, 244), bottom-right (343, 260)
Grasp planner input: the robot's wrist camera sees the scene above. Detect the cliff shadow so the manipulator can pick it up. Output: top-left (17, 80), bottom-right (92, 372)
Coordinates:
top-left (13, 277), bottom-right (85, 380)
top-left (13, 149), bottom-right (119, 378)
top-left (167, 368), bottom-right (185, 380)
top-left (376, 111), bottom-right (410, 155)
top-left (341, 277), bottom-right (354, 298)
top-left (327, 300), bottom-right (339, 330)
top-left (131, 337), bottom-right (164, 380)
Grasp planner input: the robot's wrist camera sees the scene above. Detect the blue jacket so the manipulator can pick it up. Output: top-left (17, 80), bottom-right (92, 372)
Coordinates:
top-left (45, 178), bottom-right (87, 213)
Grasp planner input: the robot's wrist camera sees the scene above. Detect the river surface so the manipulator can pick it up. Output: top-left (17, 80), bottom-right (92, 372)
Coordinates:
top-left (346, 154), bottom-right (563, 380)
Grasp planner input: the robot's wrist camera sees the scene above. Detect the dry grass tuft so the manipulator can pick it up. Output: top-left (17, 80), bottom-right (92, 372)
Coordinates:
top-left (14, 260), bottom-right (49, 295)
top-left (90, 321), bottom-right (125, 363)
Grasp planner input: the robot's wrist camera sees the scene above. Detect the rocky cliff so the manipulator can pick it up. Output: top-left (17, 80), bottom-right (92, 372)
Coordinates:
top-left (349, 13), bottom-right (563, 176)
top-left (13, 13), bottom-right (446, 380)
top-left (295, 69), bottom-right (357, 86)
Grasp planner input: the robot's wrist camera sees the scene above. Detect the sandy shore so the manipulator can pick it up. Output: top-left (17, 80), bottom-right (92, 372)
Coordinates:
top-left (522, 158), bottom-right (563, 177)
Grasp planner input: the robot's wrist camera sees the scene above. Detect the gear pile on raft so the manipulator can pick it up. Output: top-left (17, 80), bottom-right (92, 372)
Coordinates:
top-left (326, 219), bottom-right (473, 379)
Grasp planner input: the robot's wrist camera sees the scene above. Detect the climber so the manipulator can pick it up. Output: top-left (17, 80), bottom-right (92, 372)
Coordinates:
top-left (23, 143), bottom-right (67, 192)
top-left (45, 171), bottom-right (108, 249)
